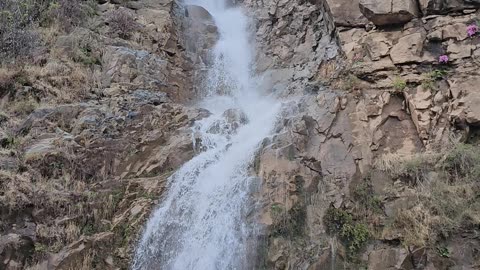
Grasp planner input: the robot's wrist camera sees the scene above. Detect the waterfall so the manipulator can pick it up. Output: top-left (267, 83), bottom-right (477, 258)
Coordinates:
top-left (132, 0), bottom-right (280, 269)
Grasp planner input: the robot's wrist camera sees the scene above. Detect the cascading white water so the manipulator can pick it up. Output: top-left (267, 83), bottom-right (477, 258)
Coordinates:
top-left (132, 0), bottom-right (280, 269)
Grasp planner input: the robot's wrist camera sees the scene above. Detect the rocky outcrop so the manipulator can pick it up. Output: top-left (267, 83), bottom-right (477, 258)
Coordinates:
top-left (325, 0), bottom-right (368, 26)
top-left (359, 0), bottom-right (420, 26)
top-left (0, 0), bottom-right (215, 268)
top-left (246, 0), bottom-right (480, 269)
top-left (2, 0), bottom-right (480, 269)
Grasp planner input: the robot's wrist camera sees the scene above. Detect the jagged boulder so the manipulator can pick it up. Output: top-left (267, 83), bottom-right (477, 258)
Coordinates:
top-left (389, 32), bottom-right (426, 64)
top-left (325, 0), bottom-right (368, 26)
top-left (420, 0), bottom-right (480, 15)
top-left (359, 0), bottom-right (420, 26)
top-left (184, 5), bottom-right (219, 65)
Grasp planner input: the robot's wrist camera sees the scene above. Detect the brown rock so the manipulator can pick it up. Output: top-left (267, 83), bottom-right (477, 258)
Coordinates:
top-left (367, 247), bottom-right (410, 270)
top-left (447, 42), bottom-right (474, 60)
top-left (442, 23), bottom-right (469, 41)
top-left (390, 32), bottom-right (425, 64)
top-left (364, 33), bottom-right (393, 60)
top-left (325, 0), bottom-right (368, 26)
top-left (359, 0), bottom-right (420, 26)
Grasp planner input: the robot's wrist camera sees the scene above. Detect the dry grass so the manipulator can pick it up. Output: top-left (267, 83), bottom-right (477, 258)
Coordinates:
top-left (378, 144), bottom-right (480, 247)
top-left (374, 152), bottom-right (439, 184)
top-left (65, 222), bottom-right (81, 243)
top-left (107, 9), bottom-right (140, 40)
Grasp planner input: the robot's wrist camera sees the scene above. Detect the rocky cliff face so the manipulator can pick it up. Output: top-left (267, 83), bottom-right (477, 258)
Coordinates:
top-left (0, 0), bottom-right (216, 269)
top-left (247, 0), bottom-right (480, 269)
top-left (1, 0), bottom-right (480, 269)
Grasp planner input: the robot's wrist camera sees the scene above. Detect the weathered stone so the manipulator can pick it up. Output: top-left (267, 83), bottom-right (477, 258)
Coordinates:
top-left (447, 42), bottom-right (474, 60)
top-left (364, 33), bottom-right (393, 60)
top-left (442, 23), bottom-right (469, 41)
top-left (359, 0), bottom-right (420, 26)
top-left (367, 247), bottom-right (410, 270)
top-left (325, 0), bottom-right (368, 26)
top-left (390, 33), bottom-right (425, 64)
top-left (420, 0), bottom-right (480, 15)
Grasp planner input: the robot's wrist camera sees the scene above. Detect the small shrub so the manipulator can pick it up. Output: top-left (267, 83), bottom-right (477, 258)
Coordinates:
top-left (324, 207), bottom-right (353, 234)
top-left (429, 69), bottom-right (447, 80)
top-left (10, 98), bottom-right (38, 116)
top-left (82, 223), bottom-right (95, 236)
top-left (0, 0), bottom-right (40, 61)
top-left (387, 143), bottom-right (480, 247)
top-left (442, 143), bottom-right (480, 180)
top-left (421, 69), bottom-right (447, 90)
top-left (72, 43), bottom-right (101, 66)
top-left (436, 246), bottom-right (450, 258)
top-left (352, 182), bottom-right (383, 214)
top-left (42, 0), bottom-right (97, 31)
top-left (376, 152), bottom-right (436, 185)
top-left (270, 202), bottom-right (306, 238)
top-left (340, 74), bottom-right (362, 91)
top-left (324, 207), bottom-right (369, 256)
top-left (0, 136), bottom-right (16, 149)
top-left (392, 77), bottom-right (407, 91)
top-left (107, 9), bottom-right (139, 40)
top-left (34, 243), bottom-right (48, 253)
top-left (0, 0), bottom-right (96, 62)
top-left (340, 223), bottom-right (369, 253)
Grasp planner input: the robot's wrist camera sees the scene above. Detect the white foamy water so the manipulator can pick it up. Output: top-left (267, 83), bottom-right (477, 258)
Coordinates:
top-left (132, 0), bottom-right (280, 269)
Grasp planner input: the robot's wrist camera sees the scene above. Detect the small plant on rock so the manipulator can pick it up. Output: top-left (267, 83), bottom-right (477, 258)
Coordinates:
top-left (439, 55), bottom-right (449, 64)
top-left (324, 207), bottom-right (369, 256)
top-left (392, 77), bottom-right (407, 91)
top-left (421, 69), bottom-right (447, 90)
top-left (436, 246), bottom-right (450, 258)
top-left (467, 24), bottom-right (478, 37)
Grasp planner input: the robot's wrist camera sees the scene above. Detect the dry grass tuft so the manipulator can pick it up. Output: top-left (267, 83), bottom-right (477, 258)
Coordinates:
top-left (379, 144), bottom-right (480, 247)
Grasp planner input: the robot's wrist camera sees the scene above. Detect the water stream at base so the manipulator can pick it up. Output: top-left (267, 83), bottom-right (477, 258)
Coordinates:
top-left (132, 0), bottom-right (280, 269)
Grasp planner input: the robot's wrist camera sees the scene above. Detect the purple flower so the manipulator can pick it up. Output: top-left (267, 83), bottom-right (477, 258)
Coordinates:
top-left (439, 55), bottom-right (449, 64)
top-left (467, 24), bottom-right (478, 37)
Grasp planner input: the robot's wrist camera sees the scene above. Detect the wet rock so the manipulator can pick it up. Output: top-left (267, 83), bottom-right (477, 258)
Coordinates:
top-left (184, 5), bottom-right (219, 66)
